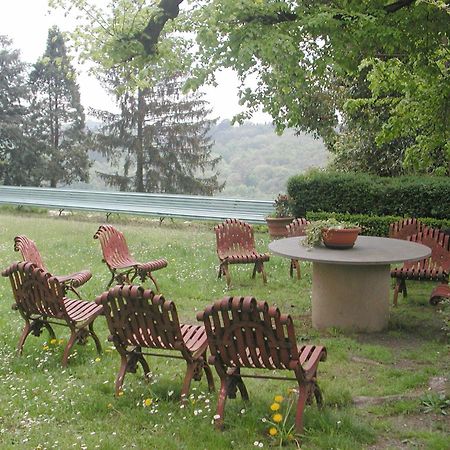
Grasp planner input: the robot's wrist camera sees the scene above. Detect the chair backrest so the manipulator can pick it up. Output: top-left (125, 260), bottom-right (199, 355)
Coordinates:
top-left (406, 229), bottom-right (450, 272)
top-left (2, 261), bottom-right (67, 319)
top-left (96, 285), bottom-right (185, 351)
top-left (389, 218), bottom-right (423, 240)
top-left (286, 218), bottom-right (310, 237)
top-left (14, 235), bottom-right (47, 271)
top-left (197, 296), bottom-right (299, 370)
top-left (215, 219), bottom-right (256, 256)
top-left (93, 225), bottom-right (133, 268)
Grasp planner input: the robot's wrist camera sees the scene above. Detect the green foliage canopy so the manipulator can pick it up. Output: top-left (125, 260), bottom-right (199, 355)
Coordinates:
top-left (49, 0), bottom-right (450, 175)
top-left (188, 0), bottom-right (449, 175)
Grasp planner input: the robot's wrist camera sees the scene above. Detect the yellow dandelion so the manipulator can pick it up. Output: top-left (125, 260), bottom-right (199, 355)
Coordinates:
top-left (272, 413), bottom-right (283, 423)
top-left (43, 345), bottom-right (49, 351)
top-left (50, 338), bottom-right (57, 345)
top-left (107, 403), bottom-right (113, 409)
top-left (118, 391), bottom-right (124, 397)
top-left (95, 357), bottom-right (101, 362)
top-left (269, 427), bottom-right (278, 436)
top-left (274, 395), bottom-right (284, 403)
top-left (270, 402), bottom-right (280, 411)
top-left (144, 398), bottom-right (152, 407)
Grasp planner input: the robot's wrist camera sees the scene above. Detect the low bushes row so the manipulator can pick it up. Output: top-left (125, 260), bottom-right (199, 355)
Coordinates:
top-left (287, 171), bottom-right (450, 219)
top-left (305, 211), bottom-right (450, 237)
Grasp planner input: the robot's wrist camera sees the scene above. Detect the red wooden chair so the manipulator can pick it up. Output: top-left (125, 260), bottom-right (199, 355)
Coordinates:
top-left (197, 296), bottom-right (327, 433)
top-left (391, 228), bottom-right (449, 306)
top-left (96, 285), bottom-right (215, 398)
top-left (215, 219), bottom-right (269, 288)
top-left (93, 224), bottom-right (167, 291)
top-left (14, 235), bottom-right (92, 298)
top-left (286, 218), bottom-right (310, 279)
top-left (2, 262), bottom-right (103, 366)
top-left (389, 218), bottom-right (424, 240)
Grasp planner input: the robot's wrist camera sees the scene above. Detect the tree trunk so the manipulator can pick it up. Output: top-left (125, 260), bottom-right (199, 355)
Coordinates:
top-left (135, 88), bottom-right (145, 192)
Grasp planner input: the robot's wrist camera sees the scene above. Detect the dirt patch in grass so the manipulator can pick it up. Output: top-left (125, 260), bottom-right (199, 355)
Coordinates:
top-left (365, 412), bottom-right (449, 449)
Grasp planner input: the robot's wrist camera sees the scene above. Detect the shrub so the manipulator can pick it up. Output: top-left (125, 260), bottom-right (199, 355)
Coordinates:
top-left (287, 170), bottom-right (450, 219)
top-left (305, 212), bottom-right (450, 237)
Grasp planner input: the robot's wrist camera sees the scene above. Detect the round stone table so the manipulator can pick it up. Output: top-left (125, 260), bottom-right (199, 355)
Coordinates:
top-left (269, 236), bottom-right (431, 332)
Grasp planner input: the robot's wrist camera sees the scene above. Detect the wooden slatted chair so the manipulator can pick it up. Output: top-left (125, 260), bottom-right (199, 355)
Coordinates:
top-left (391, 228), bottom-right (449, 306)
top-left (389, 218), bottom-right (424, 240)
top-left (95, 285), bottom-right (215, 398)
top-left (286, 218), bottom-right (310, 279)
top-left (197, 296), bottom-right (327, 433)
top-left (215, 219), bottom-right (269, 288)
top-left (93, 224), bottom-right (168, 291)
top-left (14, 235), bottom-right (92, 299)
top-left (1, 261), bottom-right (103, 366)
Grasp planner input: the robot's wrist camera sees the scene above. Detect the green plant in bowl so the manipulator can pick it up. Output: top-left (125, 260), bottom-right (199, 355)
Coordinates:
top-left (303, 218), bottom-right (360, 248)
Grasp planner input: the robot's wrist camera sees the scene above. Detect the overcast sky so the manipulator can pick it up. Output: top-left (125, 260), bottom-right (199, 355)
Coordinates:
top-left (0, 0), bottom-right (270, 123)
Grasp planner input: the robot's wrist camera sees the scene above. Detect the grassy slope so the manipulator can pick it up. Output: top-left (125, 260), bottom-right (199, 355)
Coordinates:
top-left (0, 211), bottom-right (448, 450)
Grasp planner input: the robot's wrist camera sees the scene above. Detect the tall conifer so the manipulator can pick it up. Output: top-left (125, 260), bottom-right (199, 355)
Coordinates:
top-left (94, 73), bottom-right (223, 195)
top-left (29, 26), bottom-right (90, 187)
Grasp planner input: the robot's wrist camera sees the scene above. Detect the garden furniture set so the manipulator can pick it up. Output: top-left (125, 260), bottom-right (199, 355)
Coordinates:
top-left (2, 217), bottom-right (447, 432)
top-left (2, 221), bottom-right (327, 434)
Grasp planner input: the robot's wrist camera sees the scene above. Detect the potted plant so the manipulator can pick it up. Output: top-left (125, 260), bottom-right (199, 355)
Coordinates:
top-left (266, 194), bottom-right (294, 238)
top-left (303, 218), bottom-right (361, 249)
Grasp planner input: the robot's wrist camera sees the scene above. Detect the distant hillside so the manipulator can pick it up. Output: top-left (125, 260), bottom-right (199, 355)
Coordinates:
top-left (212, 120), bottom-right (329, 199)
top-left (75, 120), bottom-right (329, 198)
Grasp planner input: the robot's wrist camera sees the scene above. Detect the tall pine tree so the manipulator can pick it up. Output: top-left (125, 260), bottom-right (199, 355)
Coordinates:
top-left (29, 26), bottom-right (90, 187)
top-left (0, 35), bottom-right (46, 186)
top-left (93, 72), bottom-right (223, 195)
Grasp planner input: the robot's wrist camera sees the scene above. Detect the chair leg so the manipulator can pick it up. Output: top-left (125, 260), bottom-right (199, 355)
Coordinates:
top-left (393, 279), bottom-right (401, 306)
top-left (393, 279), bottom-right (406, 307)
top-left (68, 285), bottom-right (83, 300)
top-left (107, 271), bottom-right (116, 288)
top-left (88, 323), bottom-right (102, 355)
top-left (139, 354), bottom-right (151, 379)
top-left (43, 322), bottom-right (56, 340)
top-left (236, 377), bottom-right (249, 400)
top-left (312, 382), bottom-right (323, 407)
top-left (148, 273), bottom-right (160, 293)
top-left (115, 354), bottom-right (129, 396)
top-left (180, 363), bottom-right (196, 401)
top-left (215, 377), bottom-right (229, 430)
top-left (62, 331), bottom-right (78, 367)
top-left (294, 383), bottom-right (309, 435)
top-left (259, 262), bottom-right (267, 284)
top-left (203, 363), bottom-right (215, 393)
top-left (294, 259), bottom-right (301, 280)
top-left (226, 368), bottom-right (249, 400)
top-left (17, 321), bottom-right (32, 355)
top-left (221, 263), bottom-right (231, 288)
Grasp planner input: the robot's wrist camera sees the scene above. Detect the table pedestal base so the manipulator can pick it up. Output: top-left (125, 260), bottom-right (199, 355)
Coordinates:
top-left (312, 263), bottom-right (390, 332)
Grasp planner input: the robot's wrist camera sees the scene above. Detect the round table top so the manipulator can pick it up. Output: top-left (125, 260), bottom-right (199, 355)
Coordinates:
top-left (269, 236), bottom-right (431, 266)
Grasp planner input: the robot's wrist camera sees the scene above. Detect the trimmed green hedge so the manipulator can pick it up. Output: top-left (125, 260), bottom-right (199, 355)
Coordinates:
top-left (287, 171), bottom-right (450, 219)
top-left (305, 211), bottom-right (450, 237)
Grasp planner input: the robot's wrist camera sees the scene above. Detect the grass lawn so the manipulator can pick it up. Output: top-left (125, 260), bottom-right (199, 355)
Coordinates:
top-left (0, 210), bottom-right (448, 450)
